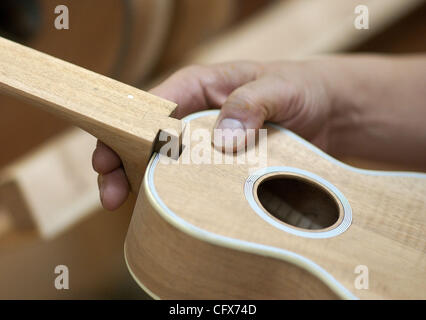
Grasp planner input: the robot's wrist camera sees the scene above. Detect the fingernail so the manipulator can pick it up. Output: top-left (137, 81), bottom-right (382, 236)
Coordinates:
top-left (213, 118), bottom-right (246, 153)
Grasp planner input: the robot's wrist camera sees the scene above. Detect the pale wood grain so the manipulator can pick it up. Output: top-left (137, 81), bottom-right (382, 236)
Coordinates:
top-left (126, 113), bottom-right (426, 299)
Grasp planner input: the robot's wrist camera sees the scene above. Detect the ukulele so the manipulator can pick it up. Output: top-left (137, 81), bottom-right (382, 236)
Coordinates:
top-left (1, 37), bottom-right (425, 299)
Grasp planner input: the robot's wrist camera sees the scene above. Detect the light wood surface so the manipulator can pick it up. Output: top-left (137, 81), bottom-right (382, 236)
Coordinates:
top-left (0, 129), bottom-right (98, 239)
top-left (125, 112), bottom-right (426, 299)
top-left (0, 37), bottom-right (182, 192)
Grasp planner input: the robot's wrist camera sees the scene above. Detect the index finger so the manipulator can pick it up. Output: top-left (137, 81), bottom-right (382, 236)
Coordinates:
top-left (149, 61), bottom-right (263, 119)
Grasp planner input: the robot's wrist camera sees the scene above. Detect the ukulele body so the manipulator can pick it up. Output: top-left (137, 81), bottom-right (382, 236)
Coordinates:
top-left (124, 110), bottom-right (426, 300)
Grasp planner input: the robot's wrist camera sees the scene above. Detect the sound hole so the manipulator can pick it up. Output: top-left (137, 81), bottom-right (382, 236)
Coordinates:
top-left (256, 176), bottom-right (340, 230)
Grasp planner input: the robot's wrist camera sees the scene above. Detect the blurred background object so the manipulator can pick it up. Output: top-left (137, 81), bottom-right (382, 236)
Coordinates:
top-left (187, 0), bottom-right (426, 64)
top-left (0, 0), bottom-right (172, 83)
top-left (0, 0), bottom-right (425, 299)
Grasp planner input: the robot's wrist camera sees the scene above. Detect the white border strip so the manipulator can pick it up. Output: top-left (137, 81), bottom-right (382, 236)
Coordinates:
top-left (124, 245), bottom-right (160, 300)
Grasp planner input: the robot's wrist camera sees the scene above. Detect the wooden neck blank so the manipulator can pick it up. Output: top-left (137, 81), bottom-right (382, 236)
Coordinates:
top-left (0, 37), bottom-right (183, 192)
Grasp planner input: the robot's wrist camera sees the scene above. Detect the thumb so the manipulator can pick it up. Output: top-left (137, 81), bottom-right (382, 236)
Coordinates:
top-left (214, 75), bottom-right (303, 151)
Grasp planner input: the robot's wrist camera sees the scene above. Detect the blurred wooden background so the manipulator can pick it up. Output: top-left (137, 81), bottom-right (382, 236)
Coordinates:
top-left (0, 0), bottom-right (425, 299)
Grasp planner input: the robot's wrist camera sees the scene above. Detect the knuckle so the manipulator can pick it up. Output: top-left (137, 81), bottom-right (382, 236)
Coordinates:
top-left (177, 64), bottom-right (206, 77)
top-left (230, 86), bottom-right (263, 113)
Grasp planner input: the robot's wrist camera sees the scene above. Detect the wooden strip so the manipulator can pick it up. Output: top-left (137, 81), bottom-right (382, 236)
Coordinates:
top-left (0, 37), bottom-right (182, 191)
top-left (0, 129), bottom-right (99, 239)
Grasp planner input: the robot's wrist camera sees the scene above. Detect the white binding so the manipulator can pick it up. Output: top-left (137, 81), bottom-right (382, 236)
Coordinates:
top-left (244, 166), bottom-right (352, 239)
top-left (126, 110), bottom-right (426, 300)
